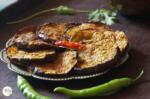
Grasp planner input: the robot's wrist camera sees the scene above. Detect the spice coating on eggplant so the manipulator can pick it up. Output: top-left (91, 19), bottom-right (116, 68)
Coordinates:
top-left (114, 31), bottom-right (129, 54)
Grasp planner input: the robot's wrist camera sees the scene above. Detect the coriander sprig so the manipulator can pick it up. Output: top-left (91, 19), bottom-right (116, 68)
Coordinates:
top-left (88, 9), bottom-right (118, 25)
top-left (7, 5), bottom-right (118, 25)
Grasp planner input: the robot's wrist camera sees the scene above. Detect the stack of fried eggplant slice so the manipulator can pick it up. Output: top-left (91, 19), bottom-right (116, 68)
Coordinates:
top-left (6, 22), bottom-right (128, 76)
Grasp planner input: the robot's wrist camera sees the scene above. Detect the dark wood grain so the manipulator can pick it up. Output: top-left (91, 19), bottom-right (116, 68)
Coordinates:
top-left (0, 0), bottom-right (150, 99)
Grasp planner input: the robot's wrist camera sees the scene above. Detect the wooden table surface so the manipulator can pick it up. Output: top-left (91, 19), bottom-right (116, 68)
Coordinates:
top-left (0, 0), bottom-right (150, 99)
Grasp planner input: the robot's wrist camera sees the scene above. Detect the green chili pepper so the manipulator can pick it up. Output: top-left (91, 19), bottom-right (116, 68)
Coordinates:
top-left (7, 5), bottom-right (90, 24)
top-left (6, 5), bottom-right (117, 25)
top-left (54, 70), bottom-right (143, 97)
top-left (17, 75), bottom-right (50, 99)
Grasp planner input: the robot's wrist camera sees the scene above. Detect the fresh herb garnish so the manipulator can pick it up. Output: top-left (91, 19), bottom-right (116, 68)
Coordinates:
top-left (7, 5), bottom-right (118, 25)
top-left (88, 9), bottom-right (118, 25)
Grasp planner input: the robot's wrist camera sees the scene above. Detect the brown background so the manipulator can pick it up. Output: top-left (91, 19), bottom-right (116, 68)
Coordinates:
top-left (0, 0), bottom-right (150, 99)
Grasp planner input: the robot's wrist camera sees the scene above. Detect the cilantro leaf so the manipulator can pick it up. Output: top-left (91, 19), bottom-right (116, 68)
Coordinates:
top-left (88, 9), bottom-right (118, 25)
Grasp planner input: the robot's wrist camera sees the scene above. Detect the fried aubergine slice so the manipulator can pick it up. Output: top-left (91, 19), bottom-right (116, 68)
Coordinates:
top-left (37, 23), bottom-right (69, 42)
top-left (10, 26), bottom-right (53, 50)
top-left (65, 22), bottom-right (109, 42)
top-left (6, 45), bottom-right (55, 64)
top-left (75, 31), bottom-right (119, 73)
top-left (30, 51), bottom-right (77, 75)
top-left (66, 22), bottom-right (129, 53)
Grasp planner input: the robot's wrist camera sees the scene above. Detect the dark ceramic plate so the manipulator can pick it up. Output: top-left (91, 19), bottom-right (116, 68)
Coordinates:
top-left (0, 39), bottom-right (129, 81)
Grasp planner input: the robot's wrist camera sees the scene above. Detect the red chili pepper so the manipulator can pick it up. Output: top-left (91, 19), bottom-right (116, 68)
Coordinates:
top-left (54, 41), bottom-right (84, 50)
